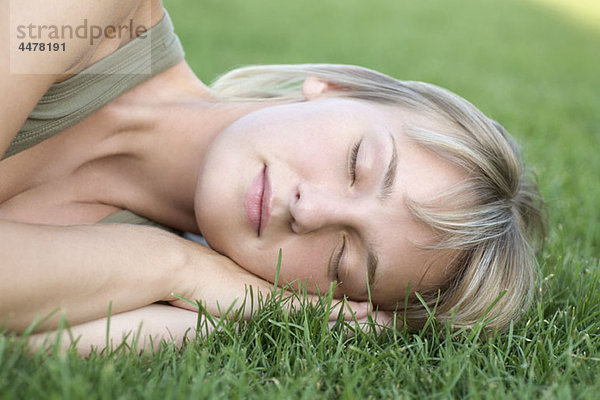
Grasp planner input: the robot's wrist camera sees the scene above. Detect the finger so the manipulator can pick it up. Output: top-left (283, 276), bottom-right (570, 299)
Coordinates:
top-left (330, 298), bottom-right (370, 321)
top-left (283, 293), bottom-right (370, 321)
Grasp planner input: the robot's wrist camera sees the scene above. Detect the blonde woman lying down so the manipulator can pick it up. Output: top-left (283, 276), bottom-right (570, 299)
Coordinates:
top-left (0, 0), bottom-right (545, 354)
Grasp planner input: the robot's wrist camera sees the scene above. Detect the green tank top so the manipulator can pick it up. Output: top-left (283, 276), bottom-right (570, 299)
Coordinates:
top-left (2, 10), bottom-right (185, 232)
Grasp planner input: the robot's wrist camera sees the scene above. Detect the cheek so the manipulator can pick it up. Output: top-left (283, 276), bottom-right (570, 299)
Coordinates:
top-left (232, 238), bottom-right (332, 292)
top-left (278, 240), bottom-right (332, 292)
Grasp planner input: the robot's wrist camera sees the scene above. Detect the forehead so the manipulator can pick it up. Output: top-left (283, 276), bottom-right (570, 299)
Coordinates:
top-left (370, 102), bottom-right (463, 200)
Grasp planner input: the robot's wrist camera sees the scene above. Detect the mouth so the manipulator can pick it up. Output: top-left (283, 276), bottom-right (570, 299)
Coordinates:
top-left (245, 164), bottom-right (272, 236)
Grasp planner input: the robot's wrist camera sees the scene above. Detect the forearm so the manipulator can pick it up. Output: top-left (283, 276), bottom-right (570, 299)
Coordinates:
top-left (0, 219), bottom-right (188, 332)
top-left (27, 304), bottom-right (204, 357)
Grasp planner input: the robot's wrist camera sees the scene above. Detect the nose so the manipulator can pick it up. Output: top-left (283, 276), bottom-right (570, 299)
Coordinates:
top-left (289, 182), bottom-right (364, 234)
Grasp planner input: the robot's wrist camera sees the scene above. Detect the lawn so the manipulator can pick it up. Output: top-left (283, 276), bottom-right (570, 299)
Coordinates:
top-left (1, 0), bottom-right (599, 398)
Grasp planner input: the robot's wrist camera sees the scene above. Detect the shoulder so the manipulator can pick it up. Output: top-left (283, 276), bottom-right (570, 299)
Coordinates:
top-left (12, 0), bottom-right (164, 75)
top-left (0, 0), bottom-right (165, 156)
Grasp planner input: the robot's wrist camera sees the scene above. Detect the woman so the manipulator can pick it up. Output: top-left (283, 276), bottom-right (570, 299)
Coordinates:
top-left (1, 1), bottom-right (545, 354)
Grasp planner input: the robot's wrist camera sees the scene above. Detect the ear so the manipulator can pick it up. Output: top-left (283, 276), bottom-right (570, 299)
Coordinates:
top-left (301, 76), bottom-right (334, 100)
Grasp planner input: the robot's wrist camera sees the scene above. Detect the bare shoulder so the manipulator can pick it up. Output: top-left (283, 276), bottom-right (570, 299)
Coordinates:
top-left (0, 0), bottom-right (164, 157)
top-left (5, 0), bottom-right (162, 75)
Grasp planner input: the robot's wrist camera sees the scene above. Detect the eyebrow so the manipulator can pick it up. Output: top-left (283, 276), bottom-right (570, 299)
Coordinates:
top-left (363, 131), bottom-right (397, 296)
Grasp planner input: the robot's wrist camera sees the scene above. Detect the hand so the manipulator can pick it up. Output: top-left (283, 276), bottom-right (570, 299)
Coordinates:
top-left (168, 242), bottom-right (371, 322)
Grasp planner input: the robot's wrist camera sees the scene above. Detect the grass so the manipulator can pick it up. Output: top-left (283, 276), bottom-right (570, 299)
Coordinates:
top-left (2, 0), bottom-right (599, 398)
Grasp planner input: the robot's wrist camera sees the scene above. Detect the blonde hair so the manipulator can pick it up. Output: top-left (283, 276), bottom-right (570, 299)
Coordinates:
top-left (209, 64), bottom-right (546, 331)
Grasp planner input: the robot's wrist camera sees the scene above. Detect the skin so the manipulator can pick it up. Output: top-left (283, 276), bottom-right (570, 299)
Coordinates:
top-left (195, 80), bottom-right (465, 308)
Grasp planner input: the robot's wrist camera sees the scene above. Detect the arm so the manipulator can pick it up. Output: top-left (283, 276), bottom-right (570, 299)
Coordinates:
top-left (27, 308), bottom-right (393, 358)
top-left (0, 219), bottom-right (188, 332)
top-left (27, 304), bottom-right (204, 357)
top-left (27, 304), bottom-right (392, 357)
top-left (0, 218), bottom-right (369, 333)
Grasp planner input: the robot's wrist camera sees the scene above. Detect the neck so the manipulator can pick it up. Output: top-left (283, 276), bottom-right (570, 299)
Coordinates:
top-left (95, 64), bottom-right (274, 233)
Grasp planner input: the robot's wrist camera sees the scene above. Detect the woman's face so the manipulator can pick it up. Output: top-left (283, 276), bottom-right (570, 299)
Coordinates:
top-left (194, 96), bottom-right (463, 307)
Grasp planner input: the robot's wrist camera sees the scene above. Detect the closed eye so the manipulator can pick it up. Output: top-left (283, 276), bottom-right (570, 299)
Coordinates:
top-left (332, 236), bottom-right (346, 283)
top-left (349, 139), bottom-right (361, 184)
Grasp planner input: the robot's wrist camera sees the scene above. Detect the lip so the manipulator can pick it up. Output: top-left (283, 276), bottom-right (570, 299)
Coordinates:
top-left (245, 164), bottom-right (272, 236)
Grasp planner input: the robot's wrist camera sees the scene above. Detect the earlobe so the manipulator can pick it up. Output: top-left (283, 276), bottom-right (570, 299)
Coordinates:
top-left (301, 76), bottom-right (332, 100)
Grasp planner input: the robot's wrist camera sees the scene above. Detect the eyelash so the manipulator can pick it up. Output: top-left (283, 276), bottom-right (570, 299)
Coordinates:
top-left (333, 236), bottom-right (346, 283)
top-left (349, 140), bottom-right (361, 184)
